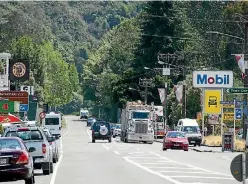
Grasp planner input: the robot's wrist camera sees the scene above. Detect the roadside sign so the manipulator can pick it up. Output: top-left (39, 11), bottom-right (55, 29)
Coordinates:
top-left (39, 112), bottom-right (46, 119)
top-left (193, 71), bottom-right (233, 88)
top-left (220, 101), bottom-right (233, 105)
top-left (20, 104), bottom-right (29, 112)
top-left (20, 86), bottom-right (34, 95)
top-left (222, 133), bottom-right (233, 152)
top-left (204, 89), bottom-right (221, 114)
top-left (0, 91), bottom-right (29, 112)
top-left (230, 153), bottom-right (248, 182)
top-left (0, 101), bottom-right (20, 113)
top-left (225, 88), bottom-right (248, 94)
top-left (162, 68), bottom-right (170, 76)
top-left (235, 108), bottom-right (242, 120)
top-left (220, 101), bottom-right (246, 106)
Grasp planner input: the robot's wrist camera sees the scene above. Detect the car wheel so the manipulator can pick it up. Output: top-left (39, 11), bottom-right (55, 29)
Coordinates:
top-left (113, 135), bottom-right (116, 138)
top-left (50, 162), bottom-right (54, 173)
top-left (198, 144), bottom-right (201, 147)
top-left (92, 139), bottom-right (95, 143)
top-left (184, 149), bottom-right (189, 151)
top-left (108, 138), bottom-right (112, 143)
top-left (53, 155), bottom-right (57, 163)
top-left (43, 162), bottom-right (50, 175)
top-left (194, 144), bottom-right (196, 147)
top-left (25, 176), bottom-right (34, 184)
top-left (162, 148), bottom-right (167, 151)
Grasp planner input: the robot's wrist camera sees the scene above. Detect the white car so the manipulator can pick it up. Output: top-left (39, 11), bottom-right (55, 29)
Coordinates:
top-left (42, 127), bottom-right (60, 163)
top-left (113, 124), bottom-right (121, 138)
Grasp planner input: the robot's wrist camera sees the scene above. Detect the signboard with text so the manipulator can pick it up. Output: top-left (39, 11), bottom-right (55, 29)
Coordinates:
top-left (204, 89), bottom-right (222, 114)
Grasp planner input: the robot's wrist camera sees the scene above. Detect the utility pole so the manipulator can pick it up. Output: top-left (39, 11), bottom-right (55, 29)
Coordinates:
top-left (243, 23), bottom-right (248, 140)
top-left (139, 78), bottom-right (154, 104)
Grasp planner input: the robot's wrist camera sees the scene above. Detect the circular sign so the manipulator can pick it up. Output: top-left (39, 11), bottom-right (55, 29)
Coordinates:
top-left (12, 62), bottom-right (26, 78)
top-left (39, 112), bottom-right (46, 119)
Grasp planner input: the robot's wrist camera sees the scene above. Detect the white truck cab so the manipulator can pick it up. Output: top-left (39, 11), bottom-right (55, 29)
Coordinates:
top-left (42, 112), bottom-right (61, 138)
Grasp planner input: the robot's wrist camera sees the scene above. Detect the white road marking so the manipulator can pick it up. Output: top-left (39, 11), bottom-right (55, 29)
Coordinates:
top-left (50, 117), bottom-right (70, 184)
top-left (102, 144), bottom-right (110, 150)
top-left (124, 156), bottom-right (182, 184)
top-left (167, 176), bottom-right (233, 180)
top-left (222, 156), bottom-right (232, 161)
top-left (86, 129), bottom-right (91, 140)
top-left (50, 155), bottom-right (63, 184)
top-left (148, 167), bottom-right (195, 169)
top-left (150, 152), bottom-right (232, 177)
top-left (114, 151), bottom-right (120, 155)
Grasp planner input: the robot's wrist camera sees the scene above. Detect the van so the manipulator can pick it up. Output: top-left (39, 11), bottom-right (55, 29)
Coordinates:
top-left (177, 118), bottom-right (202, 146)
top-left (42, 112), bottom-right (61, 138)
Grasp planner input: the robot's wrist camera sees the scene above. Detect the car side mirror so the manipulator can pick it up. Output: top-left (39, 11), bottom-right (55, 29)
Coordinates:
top-left (48, 136), bottom-right (55, 142)
top-left (28, 147), bottom-right (36, 152)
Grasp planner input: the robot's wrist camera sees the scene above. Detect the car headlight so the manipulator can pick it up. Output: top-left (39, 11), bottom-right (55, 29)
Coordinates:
top-left (198, 136), bottom-right (202, 139)
top-left (183, 142), bottom-right (188, 144)
top-left (164, 140), bottom-right (170, 143)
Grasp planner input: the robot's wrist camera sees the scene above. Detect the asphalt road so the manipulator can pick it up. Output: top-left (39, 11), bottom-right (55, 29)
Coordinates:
top-left (3, 115), bottom-right (242, 184)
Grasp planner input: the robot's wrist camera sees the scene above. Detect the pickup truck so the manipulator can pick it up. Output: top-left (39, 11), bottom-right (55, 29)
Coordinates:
top-left (3, 126), bottom-right (54, 175)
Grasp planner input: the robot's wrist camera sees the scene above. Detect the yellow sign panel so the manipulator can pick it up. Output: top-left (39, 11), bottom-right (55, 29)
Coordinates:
top-left (204, 89), bottom-right (221, 114)
top-left (223, 113), bottom-right (234, 121)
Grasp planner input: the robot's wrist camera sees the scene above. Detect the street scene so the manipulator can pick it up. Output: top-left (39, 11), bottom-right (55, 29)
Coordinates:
top-left (1, 1), bottom-right (248, 184)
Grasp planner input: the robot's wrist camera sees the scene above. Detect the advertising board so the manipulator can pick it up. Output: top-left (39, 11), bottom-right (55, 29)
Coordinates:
top-left (193, 71), bottom-right (233, 88)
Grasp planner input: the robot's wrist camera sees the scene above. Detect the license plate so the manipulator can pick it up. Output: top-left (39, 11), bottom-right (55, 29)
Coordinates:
top-left (191, 141), bottom-right (195, 143)
top-left (174, 144), bottom-right (179, 146)
top-left (0, 158), bottom-right (8, 165)
top-left (34, 158), bottom-right (44, 163)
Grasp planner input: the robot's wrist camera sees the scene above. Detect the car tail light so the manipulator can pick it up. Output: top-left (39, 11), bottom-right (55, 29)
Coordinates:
top-left (16, 151), bottom-right (29, 164)
top-left (42, 144), bottom-right (46, 154)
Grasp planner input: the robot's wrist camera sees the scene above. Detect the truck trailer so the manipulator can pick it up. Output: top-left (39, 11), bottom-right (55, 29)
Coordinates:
top-left (120, 101), bottom-right (154, 144)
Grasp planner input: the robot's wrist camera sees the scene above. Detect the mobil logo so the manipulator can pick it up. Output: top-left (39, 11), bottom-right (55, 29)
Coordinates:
top-left (193, 71), bottom-right (233, 88)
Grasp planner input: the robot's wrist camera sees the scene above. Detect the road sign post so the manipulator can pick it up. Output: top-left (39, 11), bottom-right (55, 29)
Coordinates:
top-left (230, 153), bottom-right (248, 183)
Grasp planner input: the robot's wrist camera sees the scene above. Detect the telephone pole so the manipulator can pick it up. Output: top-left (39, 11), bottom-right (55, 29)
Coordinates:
top-left (243, 23), bottom-right (248, 140)
top-left (139, 78), bottom-right (154, 105)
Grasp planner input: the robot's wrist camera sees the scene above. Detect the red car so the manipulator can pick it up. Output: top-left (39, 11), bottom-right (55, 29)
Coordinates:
top-left (163, 131), bottom-right (189, 151)
top-left (0, 137), bottom-right (35, 184)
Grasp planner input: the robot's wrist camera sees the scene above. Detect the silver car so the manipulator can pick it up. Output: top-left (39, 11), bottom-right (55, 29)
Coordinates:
top-left (42, 127), bottom-right (60, 163)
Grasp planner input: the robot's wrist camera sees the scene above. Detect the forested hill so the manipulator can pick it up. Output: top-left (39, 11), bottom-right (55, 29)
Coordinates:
top-left (0, 1), bottom-right (142, 113)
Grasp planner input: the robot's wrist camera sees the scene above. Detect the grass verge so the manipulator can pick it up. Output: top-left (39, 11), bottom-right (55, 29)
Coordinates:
top-left (62, 118), bottom-right (66, 128)
top-left (203, 135), bottom-right (246, 151)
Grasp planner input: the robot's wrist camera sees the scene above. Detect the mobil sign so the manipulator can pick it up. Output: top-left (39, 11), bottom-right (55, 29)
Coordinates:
top-left (193, 71), bottom-right (233, 88)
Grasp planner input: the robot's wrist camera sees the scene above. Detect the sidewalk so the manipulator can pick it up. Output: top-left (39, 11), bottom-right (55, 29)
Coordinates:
top-left (190, 146), bottom-right (223, 152)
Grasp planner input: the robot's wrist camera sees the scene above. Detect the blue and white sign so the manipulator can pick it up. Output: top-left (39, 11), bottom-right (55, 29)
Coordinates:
top-left (235, 108), bottom-right (242, 120)
top-left (19, 104), bottom-right (29, 112)
top-left (193, 71), bottom-right (233, 88)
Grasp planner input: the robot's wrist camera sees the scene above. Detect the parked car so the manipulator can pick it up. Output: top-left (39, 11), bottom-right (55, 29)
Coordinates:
top-left (92, 121), bottom-right (112, 143)
top-left (87, 118), bottom-right (96, 127)
top-left (41, 127), bottom-right (59, 163)
top-left (3, 126), bottom-right (54, 175)
top-left (163, 131), bottom-right (189, 151)
top-left (113, 124), bottom-right (121, 138)
top-left (0, 137), bottom-right (35, 184)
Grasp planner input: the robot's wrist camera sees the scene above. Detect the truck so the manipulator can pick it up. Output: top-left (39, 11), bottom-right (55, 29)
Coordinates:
top-left (151, 106), bottom-right (165, 139)
top-left (80, 109), bottom-right (89, 120)
top-left (120, 101), bottom-right (154, 144)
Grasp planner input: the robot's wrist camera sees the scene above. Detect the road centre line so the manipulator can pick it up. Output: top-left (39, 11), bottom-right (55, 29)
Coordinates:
top-left (149, 152), bottom-right (232, 177)
top-left (102, 144), bottom-right (110, 150)
top-left (124, 156), bottom-right (182, 184)
top-left (222, 156), bottom-right (232, 161)
top-left (158, 171), bottom-right (214, 174)
top-left (86, 129), bottom-right (91, 140)
top-left (114, 151), bottom-right (120, 155)
top-left (166, 176), bottom-right (233, 180)
top-left (147, 167), bottom-right (197, 169)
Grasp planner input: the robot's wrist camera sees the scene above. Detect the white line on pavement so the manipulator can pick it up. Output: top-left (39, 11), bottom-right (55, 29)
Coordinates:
top-left (114, 151), bottom-right (120, 155)
top-left (86, 129), bottom-right (91, 140)
top-left (149, 152), bottom-right (232, 177)
top-left (166, 176), bottom-right (233, 180)
top-left (222, 156), bottom-right (232, 161)
top-left (124, 156), bottom-right (181, 184)
top-left (50, 155), bottom-right (63, 184)
top-left (62, 117), bottom-right (70, 137)
top-left (102, 144), bottom-right (110, 150)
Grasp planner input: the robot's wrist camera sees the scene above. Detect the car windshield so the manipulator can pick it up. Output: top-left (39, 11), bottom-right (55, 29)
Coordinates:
top-left (0, 139), bottom-right (22, 151)
top-left (6, 130), bottom-right (43, 141)
top-left (45, 118), bottom-right (59, 125)
top-left (132, 112), bottom-right (149, 119)
top-left (115, 125), bottom-right (121, 129)
top-left (167, 132), bottom-right (186, 138)
top-left (183, 126), bottom-right (200, 133)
